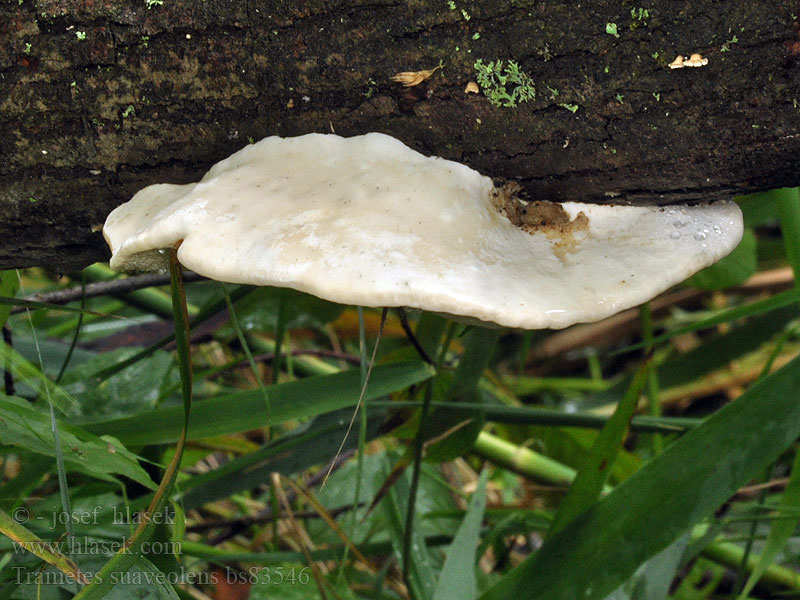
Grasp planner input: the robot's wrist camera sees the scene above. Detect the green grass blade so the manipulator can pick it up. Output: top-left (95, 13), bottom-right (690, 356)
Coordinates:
top-left (271, 291), bottom-right (288, 383)
top-left (169, 249), bottom-right (192, 421)
top-left (448, 328), bottom-right (501, 401)
top-left (548, 364), bottom-right (649, 535)
top-left (400, 401), bottom-right (699, 433)
top-left (0, 295), bottom-right (126, 319)
top-left (0, 272), bottom-right (20, 327)
top-left (737, 445), bottom-right (800, 597)
top-left (433, 469), bottom-right (488, 600)
top-left (615, 287), bottom-right (800, 355)
top-left (381, 455), bottom-right (436, 600)
top-left (732, 187), bottom-right (800, 598)
top-left (81, 361), bottom-right (435, 445)
top-left (73, 249), bottom-right (193, 600)
top-left (133, 557), bottom-right (182, 599)
top-left (0, 395), bottom-right (154, 488)
top-left (424, 327), bottom-right (501, 462)
top-left (223, 284), bottom-right (270, 415)
top-left (479, 352), bottom-right (800, 600)
top-left (639, 304), bottom-right (663, 455)
top-left (0, 341), bottom-right (78, 413)
top-left (0, 508), bottom-right (88, 584)
top-left (342, 305), bottom-right (370, 579)
top-left (369, 400), bottom-right (699, 433)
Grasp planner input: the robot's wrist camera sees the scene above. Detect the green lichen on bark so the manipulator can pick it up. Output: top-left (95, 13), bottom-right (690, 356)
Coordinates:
top-left (473, 59), bottom-right (536, 107)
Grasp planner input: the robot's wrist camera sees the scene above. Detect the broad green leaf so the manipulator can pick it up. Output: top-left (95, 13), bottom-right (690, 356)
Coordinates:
top-left (60, 348), bottom-right (177, 419)
top-left (777, 186), bottom-right (800, 279)
top-left (0, 507), bottom-right (86, 585)
top-left (479, 353), bottom-right (800, 600)
top-left (433, 470), bottom-right (488, 600)
top-left (100, 557), bottom-right (181, 599)
top-left (736, 190), bottom-right (781, 228)
top-left (604, 533), bottom-right (690, 600)
top-left (0, 272), bottom-right (20, 327)
top-left (81, 361), bottom-right (435, 445)
top-left (248, 564), bottom-right (322, 599)
top-left (0, 341), bottom-right (78, 413)
top-left (0, 395), bottom-right (153, 488)
top-left (737, 449), bottom-right (800, 598)
top-left (687, 229), bottom-right (757, 290)
top-left (7, 328), bottom-right (96, 376)
top-left (0, 455), bottom-right (52, 512)
top-left (549, 365), bottom-right (648, 534)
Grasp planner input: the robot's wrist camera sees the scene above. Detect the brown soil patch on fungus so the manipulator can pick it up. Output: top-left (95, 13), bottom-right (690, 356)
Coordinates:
top-left (491, 183), bottom-right (589, 259)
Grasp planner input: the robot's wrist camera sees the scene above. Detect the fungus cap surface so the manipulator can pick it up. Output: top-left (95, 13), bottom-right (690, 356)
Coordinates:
top-left (103, 132), bottom-right (743, 329)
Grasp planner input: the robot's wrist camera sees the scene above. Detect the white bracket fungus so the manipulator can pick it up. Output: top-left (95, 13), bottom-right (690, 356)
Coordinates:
top-left (103, 133), bottom-right (743, 330)
top-left (669, 53), bottom-right (709, 69)
top-left (684, 53), bottom-right (709, 67)
top-left (669, 55), bottom-right (685, 69)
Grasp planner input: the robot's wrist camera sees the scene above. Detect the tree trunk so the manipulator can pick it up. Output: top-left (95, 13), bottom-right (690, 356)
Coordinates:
top-left (2, 0), bottom-right (799, 270)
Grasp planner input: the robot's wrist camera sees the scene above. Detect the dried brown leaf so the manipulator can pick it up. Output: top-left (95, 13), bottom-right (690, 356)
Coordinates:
top-left (390, 63), bottom-right (443, 87)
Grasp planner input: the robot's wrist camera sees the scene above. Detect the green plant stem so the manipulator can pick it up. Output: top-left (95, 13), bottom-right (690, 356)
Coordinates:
top-left (55, 281), bottom-right (85, 384)
top-left (19, 269), bottom-right (76, 563)
top-left (245, 332), bottom-right (338, 376)
top-left (354, 306), bottom-right (368, 515)
top-left (341, 307), bottom-right (369, 582)
top-left (503, 375), bottom-right (611, 395)
top-left (730, 469), bottom-right (771, 598)
top-left (403, 379), bottom-right (434, 591)
top-left (473, 430), bottom-right (582, 489)
top-left (180, 536), bottom-right (453, 563)
top-left (370, 401), bottom-right (699, 434)
top-left (272, 293), bottom-right (288, 383)
top-left (223, 285), bottom-right (270, 419)
top-left (639, 303), bottom-right (663, 455)
top-left (695, 525), bottom-right (800, 592)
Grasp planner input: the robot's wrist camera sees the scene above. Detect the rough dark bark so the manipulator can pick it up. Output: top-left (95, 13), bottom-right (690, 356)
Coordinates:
top-left (2, 0), bottom-right (799, 270)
